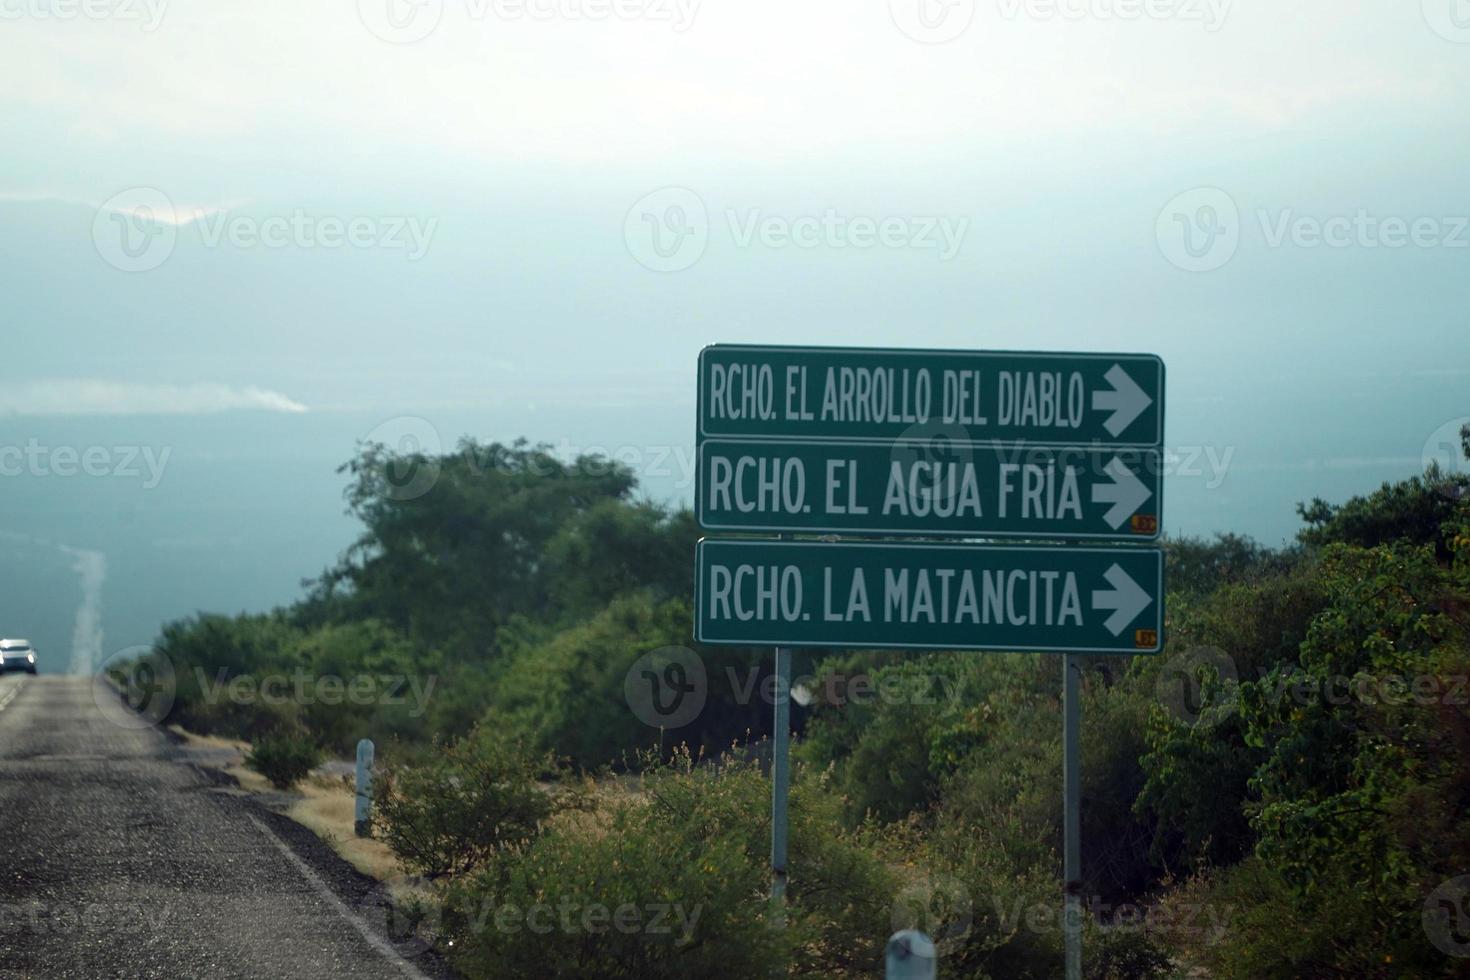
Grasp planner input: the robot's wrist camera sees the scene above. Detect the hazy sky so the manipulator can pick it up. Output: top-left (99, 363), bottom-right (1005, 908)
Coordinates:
top-left (3, 0), bottom-right (1466, 401)
top-left (2, 0), bottom-right (1469, 663)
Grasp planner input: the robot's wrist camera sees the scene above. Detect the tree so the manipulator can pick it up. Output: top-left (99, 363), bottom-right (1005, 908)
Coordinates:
top-left (313, 439), bottom-right (641, 654)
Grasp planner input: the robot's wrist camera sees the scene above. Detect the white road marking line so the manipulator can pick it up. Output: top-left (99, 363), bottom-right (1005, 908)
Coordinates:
top-left (244, 813), bottom-right (431, 980)
top-left (0, 679), bottom-right (24, 713)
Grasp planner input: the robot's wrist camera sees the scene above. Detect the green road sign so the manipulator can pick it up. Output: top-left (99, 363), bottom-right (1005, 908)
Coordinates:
top-left (697, 439), bottom-right (1162, 540)
top-left (695, 538), bottom-right (1163, 654)
top-left (698, 345), bottom-right (1164, 448)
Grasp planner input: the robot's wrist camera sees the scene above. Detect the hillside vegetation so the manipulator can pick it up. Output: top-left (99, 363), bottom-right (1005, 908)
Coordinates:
top-left (132, 430), bottom-right (1470, 978)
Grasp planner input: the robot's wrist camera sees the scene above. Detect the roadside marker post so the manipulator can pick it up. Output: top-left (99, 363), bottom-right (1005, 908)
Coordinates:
top-left (693, 344), bottom-right (1165, 978)
top-left (885, 930), bottom-right (937, 980)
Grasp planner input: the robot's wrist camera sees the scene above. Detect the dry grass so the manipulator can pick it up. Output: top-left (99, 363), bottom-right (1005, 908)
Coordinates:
top-left (286, 774), bottom-right (403, 881)
top-left (167, 724), bottom-right (248, 756)
top-left (169, 725), bottom-right (403, 882)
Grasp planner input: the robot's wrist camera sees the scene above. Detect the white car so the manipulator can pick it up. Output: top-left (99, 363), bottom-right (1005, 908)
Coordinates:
top-left (0, 639), bottom-right (38, 674)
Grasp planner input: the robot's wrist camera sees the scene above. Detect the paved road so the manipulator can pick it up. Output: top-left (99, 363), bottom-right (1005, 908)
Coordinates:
top-left (0, 675), bottom-right (440, 980)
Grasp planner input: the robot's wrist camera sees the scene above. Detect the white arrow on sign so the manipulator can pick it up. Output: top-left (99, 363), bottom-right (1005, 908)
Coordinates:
top-left (1092, 563), bottom-right (1153, 636)
top-left (1090, 457), bottom-right (1153, 530)
top-left (1091, 364), bottom-right (1152, 438)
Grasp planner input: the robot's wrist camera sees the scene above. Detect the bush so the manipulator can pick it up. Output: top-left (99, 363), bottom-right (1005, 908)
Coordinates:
top-left (483, 593), bottom-right (768, 771)
top-left (245, 729), bottom-right (322, 789)
top-left (797, 651), bottom-right (1046, 826)
top-left (1134, 558), bottom-right (1330, 870)
top-left (438, 750), bottom-right (897, 979)
top-left (1298, 467), bottom-right (1470, 560)
top-left (1164, 532), bottom-right (1298, 599)
top-left (373, 729), bottom-right (554, 879)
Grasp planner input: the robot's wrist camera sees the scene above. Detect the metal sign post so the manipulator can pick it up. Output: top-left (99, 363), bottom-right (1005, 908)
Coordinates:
top-left (1062, 654), bottom-right (1082, 980)
top-left (770, 645), bottom-right (791, 925)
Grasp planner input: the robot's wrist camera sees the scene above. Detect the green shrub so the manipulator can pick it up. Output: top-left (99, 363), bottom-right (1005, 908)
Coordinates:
top-left (483, 593), bottom-right (768, 771)
top-left (797, 651), bottom-right (1047, 827)
top-left (1089, 928), bottom-right (1174, 980)
top-left (290, 620), bottom-right (441, 754)
top-left (373, 729), bottom-right (554, 879)
top-left (1162, 857), bottom-right (1414, 980)
top-left (1164, 532), bottom-right (1298, 599)
top-left (438, 750), bottom-right (896, 979)
top-left (1134, 558), bottom-right (1330, 870)
top-left (1298, 468), bottom-right (1470, 559)
top-left (245, 729), bottom-right (322, 789)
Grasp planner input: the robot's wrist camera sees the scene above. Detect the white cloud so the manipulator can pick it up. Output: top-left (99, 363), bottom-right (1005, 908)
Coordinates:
top-left (1, 190), bottom-right (237, 227)
top-left (0, 381), bottom-right (309, 416)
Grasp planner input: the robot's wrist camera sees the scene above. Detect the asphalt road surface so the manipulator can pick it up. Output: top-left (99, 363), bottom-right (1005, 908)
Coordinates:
top-left (0, 675), bottom-right (448, 980)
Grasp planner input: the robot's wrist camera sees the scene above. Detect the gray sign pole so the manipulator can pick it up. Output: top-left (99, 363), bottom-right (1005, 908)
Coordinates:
top-left (771, 644), bottom-right (791, 925)
top-left (1062, 654), bottom-right (1082, 980)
